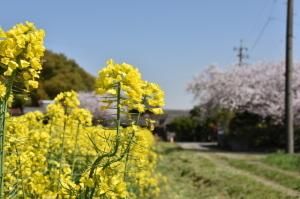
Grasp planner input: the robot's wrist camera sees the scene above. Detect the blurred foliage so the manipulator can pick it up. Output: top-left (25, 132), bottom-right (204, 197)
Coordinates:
top-left (226, 112), bottom-right (287, 150)
top-left (29, 50), bottom-right (95, 105)
top-left (220, 110), bottom-right (300, 151)
top-left (167, 116), bottom-right (199, 141)
top-left (12, 94), bottom-right (31, 109)
top-left (187, 104), bottom-right (287, 150)
top-left (182, 105), bottom-right (300, 151)
top-left (166, 106), bottom-right (224, 142)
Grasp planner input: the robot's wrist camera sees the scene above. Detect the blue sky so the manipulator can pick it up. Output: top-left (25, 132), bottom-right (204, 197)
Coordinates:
top-left (1, 0), bottom-right (299, 109)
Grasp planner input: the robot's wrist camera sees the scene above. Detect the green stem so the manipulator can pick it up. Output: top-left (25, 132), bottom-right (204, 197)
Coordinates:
top-left (136, 113), bottom-right (141, 125)
top-left (0, 102), bottom-right (6, 199)
top-left (71, 121), bottom-right (81, 180)
top-left (88, 133), bottom-right (135, 199)
top-left (124, 131), bottom-right (135, 181)
top-left (85, 82), bottom-right (122, 199)
top-left (0, 73), bottom-right (15, 198)
top-left (58, 112), bottom-right (68, 192)
top-left (15, 147), bottom-right (26, 198)
top-left (49, 119), bottom-right (53, 138)
top-left (46, 119), bottom-right (53, 162)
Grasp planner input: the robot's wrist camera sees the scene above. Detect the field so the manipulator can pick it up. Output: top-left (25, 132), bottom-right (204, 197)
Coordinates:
top-left (156, 142), bottom-right (300, 199)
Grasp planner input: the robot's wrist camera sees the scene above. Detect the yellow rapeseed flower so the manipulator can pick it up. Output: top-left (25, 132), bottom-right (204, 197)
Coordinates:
top-left (0, 83), bottom-right (6, 99)
top-left (0, 21), bottom-right (45, 90)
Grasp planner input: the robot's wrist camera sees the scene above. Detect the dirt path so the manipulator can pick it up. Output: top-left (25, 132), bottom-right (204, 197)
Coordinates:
top-left (177, 142), bottom-right (300, 198)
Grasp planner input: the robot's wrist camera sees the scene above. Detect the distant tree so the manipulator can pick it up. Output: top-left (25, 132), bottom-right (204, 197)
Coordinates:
top-left (187, 62), bottom-right (300, 124)
top-left (189, 105), bottom-right (202, 118)
top-left (30, 50), bottom-right (95, 105)
top-left (188, 62), bottom-right (300, 149)
top-left (78, 92), bottom-right (113, 124)
top-left (167, 116), bottom-right (199, 141)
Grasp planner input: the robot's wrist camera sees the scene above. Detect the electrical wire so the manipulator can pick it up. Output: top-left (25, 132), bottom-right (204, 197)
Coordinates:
top-left (250, 0), bottom-right (278, 52)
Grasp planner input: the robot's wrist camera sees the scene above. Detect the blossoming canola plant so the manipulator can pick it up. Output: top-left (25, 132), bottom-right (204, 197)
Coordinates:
top-left (1, 22), bottom-right (165, 198)
top-left (0, 21), bottom-right (45, 198)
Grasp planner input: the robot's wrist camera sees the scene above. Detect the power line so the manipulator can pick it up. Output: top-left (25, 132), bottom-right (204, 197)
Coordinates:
top-left (229, 0), bottom-right (276, 65)
top-left (245, 0), bottom-right (273, 39)
top-left (251, 17), bottom-right (275, 51)
top-left (250, 0), bottom-right (278, 52)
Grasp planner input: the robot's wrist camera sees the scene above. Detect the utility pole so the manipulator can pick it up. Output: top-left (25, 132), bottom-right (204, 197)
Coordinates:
top-left (234, 40), bottom-right (249, 66)
top-left (285, 0), bottom-right (294, 154)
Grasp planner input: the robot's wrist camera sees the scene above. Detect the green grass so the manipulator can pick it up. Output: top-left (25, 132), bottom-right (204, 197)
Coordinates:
top-left (223, 157), bottom-right (300, 191)
top-left (263, 152), bottom-right (300, 173)
top-left (156, 142), bottom-right (295, 199)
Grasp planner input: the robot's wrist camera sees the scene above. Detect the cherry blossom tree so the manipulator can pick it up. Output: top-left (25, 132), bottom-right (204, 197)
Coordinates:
top-left (78, 92), bottom-right (113, 121)
top-left (188, 62), bottom-right (300, 125)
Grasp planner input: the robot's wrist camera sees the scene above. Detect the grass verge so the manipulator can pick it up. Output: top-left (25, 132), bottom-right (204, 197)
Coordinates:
top-left (263, 152), bottom-right (300, 173)
top-left (224, 157), bottom-right (300, 191)
top-left (156, 142), bottom-right (295, 199)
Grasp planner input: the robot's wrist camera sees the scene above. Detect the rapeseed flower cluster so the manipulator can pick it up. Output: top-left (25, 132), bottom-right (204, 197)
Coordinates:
top-left (0, 21), bottom-right (45, 90)
top-left (4, 91), bottom-right (163, 198)
top-left (0, 22), bottom-right (165, 199)
top-left (142, 81), bottom-right (165, 115)
top-left (54, 91), bottom-right (80, 110)
top-left (96, 59), bottom-right (144, 111)
top-left (96, 59), bottom-right (164, 122)
top-left (0, 22), bottom-right (45, 198)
